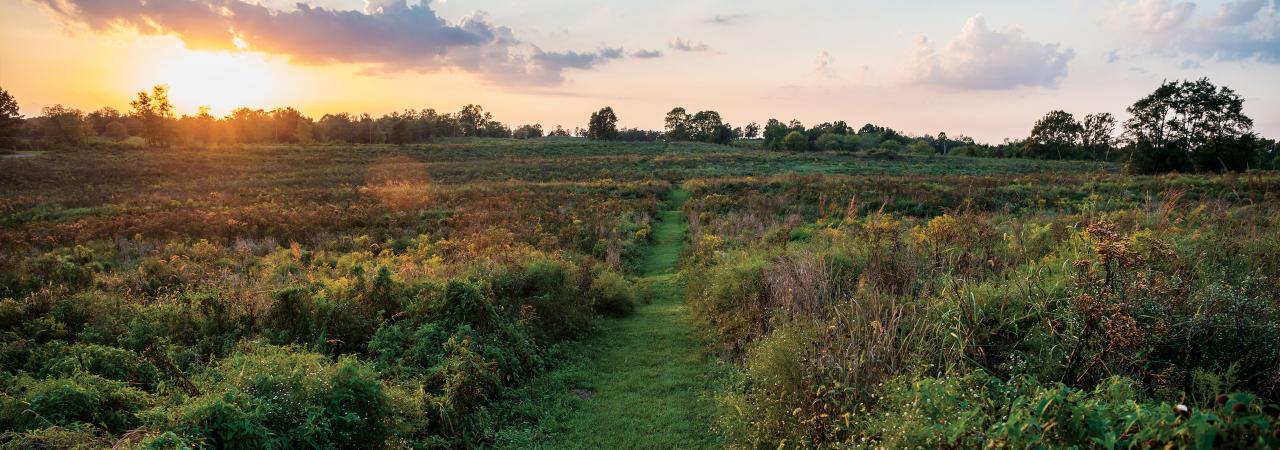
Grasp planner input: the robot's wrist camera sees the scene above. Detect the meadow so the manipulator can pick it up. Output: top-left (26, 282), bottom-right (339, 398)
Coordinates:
top-left (1, 139), bottom-right (1278, 449)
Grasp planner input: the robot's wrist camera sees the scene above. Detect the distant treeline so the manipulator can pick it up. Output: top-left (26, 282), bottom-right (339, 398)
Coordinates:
top-left (0, 78), bottom-right (1276, 174)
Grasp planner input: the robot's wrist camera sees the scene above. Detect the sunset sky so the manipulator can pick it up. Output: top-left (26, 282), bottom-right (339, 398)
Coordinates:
top-left (1, 0), bottom-right (1277, 142)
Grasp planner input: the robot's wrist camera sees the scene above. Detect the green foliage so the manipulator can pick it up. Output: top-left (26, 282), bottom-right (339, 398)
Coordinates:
top-left (6, 374), bottom-right (153, 434)
top-left (588, 106), bottom-right (619, 141)
top-left (782, 131), bottom-right (809, 152)
top-left (862, 372), bottom-right (1280, 449)
top-left (588, 269), bottom-right (637, 317)
top-left (159, 343), bottom-right (392, 449)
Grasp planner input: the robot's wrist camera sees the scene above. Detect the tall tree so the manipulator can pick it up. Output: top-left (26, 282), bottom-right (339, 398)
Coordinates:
top-left (744, 122), bottom-right (760, 139)
top-left (588, 107), bottom-right (619, 141)
top-left (1080, 113), bottom-right (1116, 160)
top-left (1025, 110), bottom-right (1082, 159)
top-left (1126, 78), bottom-right (1255, 173)
top-left (39, 105), bottom-right (90, 146)
top-left (0, 86), bottom-right (22, 149)
top-left (130, 85), bottom-right (174, 147)
top-left (664, 107), bottom-right (690, 141)
top-left (457, 104), bottom-right (490, 137)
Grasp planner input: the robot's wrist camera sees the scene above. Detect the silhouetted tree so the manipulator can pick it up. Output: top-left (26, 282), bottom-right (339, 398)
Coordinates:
top-left (0, 86), bottom-right (24, 149)
top-left (1024, 110), bottom-right (1082, 159)
top-left (1081, 113), bottom-right (1117, 160)
top-left (39, 105), bottom-right (90, 146)
top-left (457, 104), bottom-right (490, 137)
top-left (513, 124), bottom-right (543, 139)
top-left (588, 107), bottom-right (619, 141)
top-left (1126, 78), bottom-right (1255, 173)
top-left (130, 85), bottom-right (174, 147)
top-left (664, 107), bottom-right (690, 141)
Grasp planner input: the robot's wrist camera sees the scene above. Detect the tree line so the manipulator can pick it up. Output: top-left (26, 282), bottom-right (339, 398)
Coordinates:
top-left (2, 78), bottom-right (1276, 174)
top-left (0, 86), bottom-right (564, 149)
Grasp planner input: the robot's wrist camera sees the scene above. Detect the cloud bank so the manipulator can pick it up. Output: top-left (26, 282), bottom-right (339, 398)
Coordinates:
top-left (909, 15), bottom-right (1075, 90)
top-left (31, 0), bottom-right (626, 85)
top-left (1106, 0), bottom-right (1280, 63)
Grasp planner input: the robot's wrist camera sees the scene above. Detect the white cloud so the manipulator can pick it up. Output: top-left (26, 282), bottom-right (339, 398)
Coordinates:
top-left (908, 15), bottom-right (1075, 90)
top-left (1106, 0), bottom-right (1280, 63)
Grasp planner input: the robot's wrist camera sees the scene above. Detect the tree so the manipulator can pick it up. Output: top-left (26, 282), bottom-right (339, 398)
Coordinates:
top-left (39, 104), bottom-right (90, 146)
top-left (664, 107), bottom-right (690, 141)
top-left (513, 124), bottom-right (543, 139)
top-left (549, 125), bottom-right (570, 137)
top-left (457, 104), bottom-right (490, 137)
top-left (390, 119), bottom-right (412, 145)
top-left (1080, 113), bottom-right (1116, 160)
top-left (782, 131), bottom-right (808, 151)
top-left (0, 86), bottom-right (22, 149)
top-left (104, 121), bottom-right (129, 141)
top-left (744, 122), bottom-right (760, 139)
top-left (763, 119), bottom-right (793, 150)
top-left (1025, 110), bottom-right (1082, 159)
top-left (1126, 78), bottom-right (1255, 173)
top-left (130, 85), bottom-right (174, 147)
top-left (588, 107), bottom-right (618, 141)
top-left (688, 110), bottom-right (732, 144)
top-left (86, 107), bottom-right (122, 136)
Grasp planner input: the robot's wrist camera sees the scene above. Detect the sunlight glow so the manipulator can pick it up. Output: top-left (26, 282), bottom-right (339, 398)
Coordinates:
top-left (146, 51), bottom-right (284, 116)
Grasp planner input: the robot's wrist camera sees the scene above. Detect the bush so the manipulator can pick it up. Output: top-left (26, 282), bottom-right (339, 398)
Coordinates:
top-left (860, 372), bottom-right (1280, 448)
top-left (29, 342), bottom-right (161, 387)
top-left (782, 131), bottom-right (809, 152)
top-left (162, 343), bottom-right (393, 449)
top-left (8, 374), bottom-right (153, 434)
top-left (588, 269), bottom-right (637, 317)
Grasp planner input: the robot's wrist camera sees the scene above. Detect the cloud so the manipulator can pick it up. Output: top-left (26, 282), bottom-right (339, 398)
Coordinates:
top-left (631, 49), bottom-right (664, 59)
top-left (908, 15), bottom-right (1075, 90)
top-left (30, 0), bottom-right (627, 85)
top-left (1106, 0), bottom-right (1280, 63)
top-left (705, 14), bottom-right (746, 25)
top-left (814, 50), bottom-right (835, 77)
top-left (1104, 49), bottom-right (1122, 63)
top-left (668, 37), bottom-right (713, 52)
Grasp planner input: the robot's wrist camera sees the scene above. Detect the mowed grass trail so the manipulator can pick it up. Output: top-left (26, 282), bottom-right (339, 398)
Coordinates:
top-left (497, 188), bottom-right (723, 449)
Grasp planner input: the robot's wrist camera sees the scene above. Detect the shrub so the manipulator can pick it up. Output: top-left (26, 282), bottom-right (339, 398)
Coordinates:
top-left (29, 342), bottom-right (161, 387)
top-left (782, 131), bottom-right (808, 152)
top-left (9, 374), bottom-right (153, 434)
top-left (588, 269), bottom-right (637, 317)
top-left (262, 286), bottom-right (315, 344)
top-left (162, 343), bottom-right (394, 449)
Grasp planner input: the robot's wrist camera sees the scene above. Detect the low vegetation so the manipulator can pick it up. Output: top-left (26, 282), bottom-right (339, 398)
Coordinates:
top-left (0, 77), bottom-right (1277, 448)
top-left (682, 171), bottom-right (1280, 448)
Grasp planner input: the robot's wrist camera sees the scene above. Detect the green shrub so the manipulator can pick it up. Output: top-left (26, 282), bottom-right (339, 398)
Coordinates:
top-left (0, 422), bottom-right (111, 450)
top-left (10, 374), bottom-right (153, 433)
top-left (162, 343), bottom-right (393, 449)
top-left (30, 342), bottom-right (161, 387)
top-left (262, 286), bottom-right (315, 344)
top-left (588, 269), bottom-right (637, 317)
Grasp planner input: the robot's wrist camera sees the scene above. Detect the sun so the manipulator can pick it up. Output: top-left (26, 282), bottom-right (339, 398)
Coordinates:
top-left (145, 51), bottom-right (285, 116)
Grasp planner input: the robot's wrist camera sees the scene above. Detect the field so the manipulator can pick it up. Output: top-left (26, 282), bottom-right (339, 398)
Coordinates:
top-left (2, 140), bottom-right (1279, 448)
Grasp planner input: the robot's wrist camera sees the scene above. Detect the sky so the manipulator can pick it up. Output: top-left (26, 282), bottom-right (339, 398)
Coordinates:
top-left (1, 0), bottom-right (1278, 143)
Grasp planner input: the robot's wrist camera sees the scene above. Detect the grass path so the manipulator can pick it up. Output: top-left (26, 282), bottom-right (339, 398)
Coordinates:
top-left (496, 188), bottom-right (723, 449)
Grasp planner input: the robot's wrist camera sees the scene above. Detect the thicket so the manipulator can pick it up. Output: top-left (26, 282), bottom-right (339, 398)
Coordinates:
top-left (683, 172), bottom-right (1280, 448)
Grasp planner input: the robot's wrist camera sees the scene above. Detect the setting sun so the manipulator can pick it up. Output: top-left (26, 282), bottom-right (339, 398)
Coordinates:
top-left (143, 51), bottom-right (284, 116)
